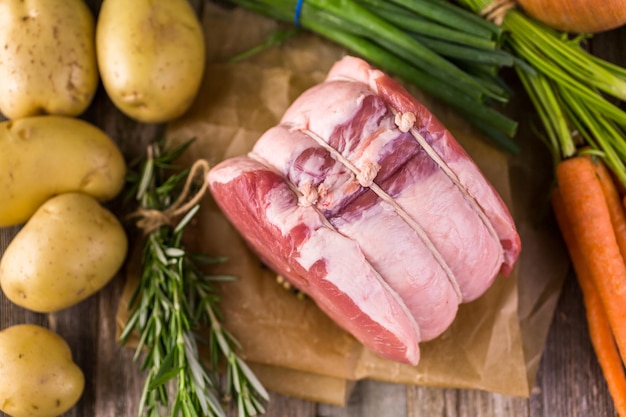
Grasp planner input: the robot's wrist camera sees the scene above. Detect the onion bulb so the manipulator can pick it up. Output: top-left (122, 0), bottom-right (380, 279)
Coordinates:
top-left (516, 0), bottom-right (626, 33)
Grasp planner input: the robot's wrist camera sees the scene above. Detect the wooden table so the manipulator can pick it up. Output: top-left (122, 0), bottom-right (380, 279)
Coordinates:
top-left (1, 1), bottom-right (624, 416)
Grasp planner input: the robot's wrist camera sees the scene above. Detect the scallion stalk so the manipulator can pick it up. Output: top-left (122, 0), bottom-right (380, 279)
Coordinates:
top-left (457, 0), bottom-right (626, 186)
top-left (308, 0), bottom-right (499, 99)
top-left (302, 14), bottom-right (519, 151)
top-left (389, 0), bottom-right (500, 38)
top-left (371, 7), bottom-right (497, 50)
top-left (413, 35), bottom-right (514, 66)
top-left (229, 0), bottom-right (520, 153)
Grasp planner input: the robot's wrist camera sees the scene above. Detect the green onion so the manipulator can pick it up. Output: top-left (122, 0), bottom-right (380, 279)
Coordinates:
top-left (457, 0), bottom-right (626, 186)
top-left (372, 7), bottom-right (497, 50)
top-left (303, 16), bottom-right (520, 151)
top-left (309, 0), bottom-right (499, 99)
top-left (413, 35), bottom-right (514, 66)
top-left (389, 0), bottom-right (501, 38)
top-left (229, 0), bottom-right (520, 153)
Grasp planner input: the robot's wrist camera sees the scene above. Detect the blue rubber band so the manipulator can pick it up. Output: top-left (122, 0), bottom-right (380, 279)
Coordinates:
top-left (294, 0), bottom-right (304, 27)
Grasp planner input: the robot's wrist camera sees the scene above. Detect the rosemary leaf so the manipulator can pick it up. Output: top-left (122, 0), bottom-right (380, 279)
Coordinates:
top-left (122, 139), bottom-right (268, 417)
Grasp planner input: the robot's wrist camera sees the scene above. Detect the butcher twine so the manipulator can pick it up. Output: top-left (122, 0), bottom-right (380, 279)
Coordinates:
top-left (392, 107), bottom-right (503, 269)
top-left (131, 159), bottom-right (211, 234)
top-left (293, 124), bottom-right (466, 301)
top-left (274, 95), bottom-right (506, 302)
top-left (480, 0), bottom-right (516, 26)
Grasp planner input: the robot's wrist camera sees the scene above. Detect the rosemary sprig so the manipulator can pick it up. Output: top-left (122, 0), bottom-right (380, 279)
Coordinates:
top-left (121, 138), bottom-right (269, 417)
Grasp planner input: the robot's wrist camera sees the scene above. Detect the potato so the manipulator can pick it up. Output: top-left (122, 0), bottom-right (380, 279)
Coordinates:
top-left (0, 0), bottom-right (98, 119)
top-left (0, 116), bottom-right (126, 227)
top-left (96, 0), bottom-right (206, 123)
top-left (0, 193), bottom-right (128, 313)
top-left (0, 324), bottom-right (84, 417)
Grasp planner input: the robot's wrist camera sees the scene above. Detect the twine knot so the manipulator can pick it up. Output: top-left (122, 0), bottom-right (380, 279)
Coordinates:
top-left (480, 0), bottom-right (516, 26)
top-left (132, 159), bottom-right (211, 234)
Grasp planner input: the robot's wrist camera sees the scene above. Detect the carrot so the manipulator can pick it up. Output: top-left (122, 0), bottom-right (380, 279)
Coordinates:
top-left (553, 187), bottom-right (626, 417)
top-left (555, 154), bottom-right (626, 365)
top-left (593, 159), bottom-right (626, 259)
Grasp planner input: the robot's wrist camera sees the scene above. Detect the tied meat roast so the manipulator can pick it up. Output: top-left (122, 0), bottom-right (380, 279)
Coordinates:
top-left (206, 56), bottom-right (521, 366)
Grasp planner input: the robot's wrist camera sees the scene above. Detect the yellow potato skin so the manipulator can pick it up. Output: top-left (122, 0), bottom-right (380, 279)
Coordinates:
top-left (96, 0), bottom-right (206, 123)
top-left (0, 324), bottom-right (84, 417)
top-left (0, 0), bottom-right (98, 119)
top-left (0, 193), bottom-right (128, 313)
top-left (0, 116), bottom-right (126, 227)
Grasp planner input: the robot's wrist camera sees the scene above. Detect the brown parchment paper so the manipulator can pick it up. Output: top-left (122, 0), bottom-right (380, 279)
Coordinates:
top-left (117, 3), bottom-right (571, 405)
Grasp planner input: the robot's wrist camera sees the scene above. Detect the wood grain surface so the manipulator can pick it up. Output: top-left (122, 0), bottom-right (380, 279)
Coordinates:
top-left (1, 1), bottom-right (625, 416)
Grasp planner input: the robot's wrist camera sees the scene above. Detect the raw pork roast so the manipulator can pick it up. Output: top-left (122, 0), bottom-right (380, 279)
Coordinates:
top-left (207, 56), bottom-right (521, 366)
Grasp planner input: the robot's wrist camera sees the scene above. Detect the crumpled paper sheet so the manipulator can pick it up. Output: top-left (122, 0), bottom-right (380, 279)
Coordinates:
top-left (118, 3), bottom-right (570, 405)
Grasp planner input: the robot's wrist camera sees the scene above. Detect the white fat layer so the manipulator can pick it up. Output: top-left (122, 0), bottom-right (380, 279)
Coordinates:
top-left (283, 85), bottom-right (367, 138)
top-left (208, 160), bottom-right (253, 184)
top-left (326, 57), bottom-right (508, 275)
top-left (392, 107), bottom-right (505, 274)
top-left (261, 180), bottom-right (422, 349)
top-left (333, 199), bottom-right (460, 340)
top-left (299, 127), bottom-right (463, 301)
top-left (299, 226), bottom-right (422, 350)
top-left (391, 167), bottom-right (502, 301)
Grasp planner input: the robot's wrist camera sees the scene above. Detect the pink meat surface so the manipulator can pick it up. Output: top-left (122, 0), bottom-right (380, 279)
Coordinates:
top-left (208, 157), bottom-right (421, 365)
top-left (252, 125), bottom-right (460, 341)
top-left (280, 79), bottom-right (505, 301)
top-left (326, 56), bottom-right (521, 274)
top-left (207, 56), bottom-right (521, 365)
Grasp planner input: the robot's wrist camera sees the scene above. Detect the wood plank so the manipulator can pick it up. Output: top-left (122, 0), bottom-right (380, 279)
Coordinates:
top-left (405, 386), bottom-right (529, 417)
top-left (0, 228), bottom-right (42, 328)
top-left (532, 271), bottom-right (619, 417)
top-left (526, 20), bottom-right (626, 417)
top-left (318, 380), bottom-right (408, 417)
top-left (2, 1), bottom-right (625, 417)
top-left (259, 393), bottom-right (317, 417)
top-left (84, 87), bottom-right (162, 417)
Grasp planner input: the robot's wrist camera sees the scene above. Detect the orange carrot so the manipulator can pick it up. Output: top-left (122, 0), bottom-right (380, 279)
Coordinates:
top-left (553, 187), bottom-right (626, 417)
top-left (556, 155), bottom-right (626, 365)
top-left (593, 159), bottom-right (626, 259)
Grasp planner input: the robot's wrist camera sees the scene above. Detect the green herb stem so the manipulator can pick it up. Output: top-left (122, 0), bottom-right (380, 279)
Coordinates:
top-left (505, 11), bottom-right (626, 101)
top-left (413, 35), bottom-right (514, 66)
top-left (307, 0), bottom-right (497, 99)
top-left (363, 4), bottom-right (497, 50)
top-left (457, 0), bottom-right (626, 187)
top-left (121, 139), bottom-right (268, 417)
top-left (389, 0), bottom-right (499, 38)
top-left (302, 17), bottom-right (519, 151)
top-left (229, 0), bottom-right (520, 153)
